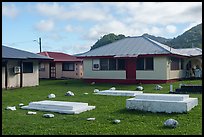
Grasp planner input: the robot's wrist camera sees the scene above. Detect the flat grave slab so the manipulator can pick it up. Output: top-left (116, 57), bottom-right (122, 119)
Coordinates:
top-left (95, 90), bottom-right (143, 96)
top-left (21, 100), bottom-right (95, 114)
top-left (126, 93), bottom-right (198, 113)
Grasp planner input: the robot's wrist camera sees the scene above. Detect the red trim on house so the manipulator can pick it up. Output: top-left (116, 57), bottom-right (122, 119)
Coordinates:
top-left (38, 52), bottom-right (82, 62)
top-left (83, 78), bottom-right (179, 84)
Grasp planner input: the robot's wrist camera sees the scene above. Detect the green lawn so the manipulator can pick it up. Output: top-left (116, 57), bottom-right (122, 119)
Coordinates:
top-left (2, 79), bottom-right (202, 135)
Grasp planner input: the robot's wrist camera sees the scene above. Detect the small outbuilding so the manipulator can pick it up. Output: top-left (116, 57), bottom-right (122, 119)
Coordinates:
top-left (2, 45), bottom-right (53, 89)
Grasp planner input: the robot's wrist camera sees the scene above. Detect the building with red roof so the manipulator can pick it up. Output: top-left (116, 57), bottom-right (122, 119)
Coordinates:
top-left (38, 51), bottom-right (83, 79)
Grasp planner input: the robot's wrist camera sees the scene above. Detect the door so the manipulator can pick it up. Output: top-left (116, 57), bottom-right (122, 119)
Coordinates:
top-left (125, 59), bottom-right (136, 79)
top-left (50, 62), bottom-right (56, 79)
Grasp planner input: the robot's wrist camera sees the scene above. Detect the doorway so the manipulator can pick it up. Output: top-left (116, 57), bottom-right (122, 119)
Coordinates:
top-left (50, 62), bottom-right (56, 79)
top-left (125, 59), bottom-right (136, 80)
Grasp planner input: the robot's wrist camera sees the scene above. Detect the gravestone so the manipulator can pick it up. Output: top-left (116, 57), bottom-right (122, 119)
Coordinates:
top-left (126, 93), bottom-right (198, 113)
top-left (21, 100), bottom-right (96, 114)
top-left (95, 90), bottom-right (143, 96)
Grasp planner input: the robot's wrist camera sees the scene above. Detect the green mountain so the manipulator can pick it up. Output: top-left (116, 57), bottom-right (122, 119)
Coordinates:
top-left (90, 23), bottom-right (202, 50)
top-left (165, 23), bottom-right (202, 49)
top-left (142, 33), bottom-right (172, 44)
top-left (90, 33), bottom-right (126, 50)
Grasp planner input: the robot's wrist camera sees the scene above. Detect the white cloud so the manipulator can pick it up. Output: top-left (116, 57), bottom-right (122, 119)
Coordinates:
top-left (35, 2), bottom-right (112, 22)
top-left (65, 25), bottom-right (73, 32)
top-left (111, 2), bottom-right (202, 25)
top-left (166, 25), bottom-right (177, 33)
top-left (150, 26), bottom-right (163, 36)
top-left (85, 20), bottom-right (137, 40)
top-left (35, 20), bottom-right (54, 32)
top-left (36, 2), bottom-right (64, 17)
top-left (2, 4), bottom-right (19, 18)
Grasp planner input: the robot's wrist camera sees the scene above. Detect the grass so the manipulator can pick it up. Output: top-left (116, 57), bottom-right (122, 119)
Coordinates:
top-left (2, 79), bottom-right (202, 135)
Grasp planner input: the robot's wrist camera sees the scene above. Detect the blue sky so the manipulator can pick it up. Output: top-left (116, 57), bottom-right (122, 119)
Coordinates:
top-left (2, 2), bottom-right (202, 55)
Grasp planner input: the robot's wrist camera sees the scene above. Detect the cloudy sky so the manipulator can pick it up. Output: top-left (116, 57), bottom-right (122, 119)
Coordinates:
top-left (2, 2), bottom-right (202, 55)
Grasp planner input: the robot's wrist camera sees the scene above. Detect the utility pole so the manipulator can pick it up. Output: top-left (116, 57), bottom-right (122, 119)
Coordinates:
top-left (39, 37), bottom-right (42, 52)
top-left (34, 37), bottom-right (42, 53)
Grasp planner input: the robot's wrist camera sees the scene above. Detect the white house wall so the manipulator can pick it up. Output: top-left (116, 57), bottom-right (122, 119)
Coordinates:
top-left (7, 60), bottom-right (21, 88)
top-left (56, 62), bottom-right (83, 79)
top-left (83, 57), bottom-right (191, 80)
top-left (23, 61), bottom-right (39, 87)
top-left (83, 59), bottom-right (126, 79)
top-left (39, 62), bottom-right (50, 79)
top-left (2, 66), bottom-right (5, 88)
top-left (4, 60), bottom-right (39, 88)
top-left (166, 57), bottom-right (185, 79)
top-left (136, 57), bottom-right (167, 80)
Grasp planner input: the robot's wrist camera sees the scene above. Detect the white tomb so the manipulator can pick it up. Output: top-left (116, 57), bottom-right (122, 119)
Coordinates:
top-left (126, 93), bottom-right (198, 113)
top-left (95, 90), bottom-right (143, 96)
top-left (21, 100), bottom-right (96, 114)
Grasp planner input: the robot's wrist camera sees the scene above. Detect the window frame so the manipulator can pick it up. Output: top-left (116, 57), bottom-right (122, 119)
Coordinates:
top-left (92, 58), bottom-right (125, 71)
top-left (100, 58), bottom-right (109, 70)
top-left (136, 57), bottom-right (154, 71)
top-left (145, 57), bottom-right (154, 70)
top-left (170, 57), bottom-right (180, 70)
top-left (23, 62), bottom-right (33, 73)
top-left (136, 58), bottom-right (145, 70)
top-left (39, 62), bottom-right (45, 71)
top-left (62, 62), bottom-right (75, 71)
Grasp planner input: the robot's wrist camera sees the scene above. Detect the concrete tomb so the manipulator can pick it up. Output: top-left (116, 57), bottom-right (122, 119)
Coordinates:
top-left (95, 90), bottom-right (143, 96)
top-left (126, 93), bottom-right (198, 113)
top-left (21, 100), bottom-right (96, 114)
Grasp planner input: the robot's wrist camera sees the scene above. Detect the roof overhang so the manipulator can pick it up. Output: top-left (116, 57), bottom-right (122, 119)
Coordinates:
top-left (2, 57), bottom-right (54, 61)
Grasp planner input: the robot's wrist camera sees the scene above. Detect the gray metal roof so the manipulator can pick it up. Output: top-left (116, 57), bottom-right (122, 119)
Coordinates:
top-left (2, 45), bottom-right (53, 60)
top-left (78, 36), bottom-right (202, 57)
top-left (146, 38), bottom-right (202, 56)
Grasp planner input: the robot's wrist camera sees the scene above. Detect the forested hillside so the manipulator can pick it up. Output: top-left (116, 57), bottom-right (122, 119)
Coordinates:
top-left (90, 23), bottom-right (202, 50)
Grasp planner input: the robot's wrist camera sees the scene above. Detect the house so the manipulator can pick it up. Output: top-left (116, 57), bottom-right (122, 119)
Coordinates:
top-left (38, 52), bottom-right (83, 79)
top-left (77, 36), bottom-right (202, 84)
top-left (2, 45), bottom-right (53, 89)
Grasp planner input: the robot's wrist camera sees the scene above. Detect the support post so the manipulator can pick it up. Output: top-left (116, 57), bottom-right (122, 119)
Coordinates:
top-left (20, 60), bottom-right (23, 88)
top-left (5, 60), bottom-right (8, 90)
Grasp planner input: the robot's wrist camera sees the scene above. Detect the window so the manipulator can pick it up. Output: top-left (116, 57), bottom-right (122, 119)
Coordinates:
top-left (100, 59), bottom-right (108, 70)
top-left (93, 59), bottom-right (100, 70)
top-left (180, 59), bottom-right (184, 70)
top-left (109, 59), bottom-right (116, 70)
top-left (23, 62), bottom-right (33, 73)
top-left (171, 57), bottom-right (179, 70)
top-left (39, 63), bottom-right (45, 71)
top-left (145, 57), bottom-right (154, 70)
top-left (117, 59), bottom-right (125, 70)
top-left (136, 57), bottom-right (154, 70)
top-left (136, 58), bottom-right (144, 70)
top-left (62, 62), bottom-right (75, 71)
top-left (92, 58), bottom-right (125, 71)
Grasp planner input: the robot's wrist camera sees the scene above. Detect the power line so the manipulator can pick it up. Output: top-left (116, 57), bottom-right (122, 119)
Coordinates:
top-left (3, 40), bottom-right (35, 45)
